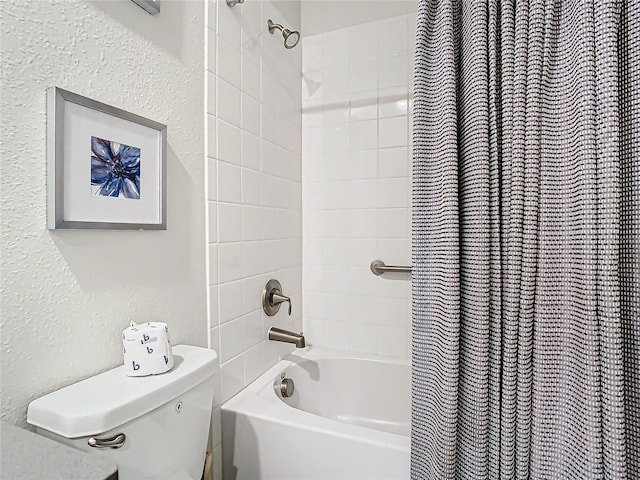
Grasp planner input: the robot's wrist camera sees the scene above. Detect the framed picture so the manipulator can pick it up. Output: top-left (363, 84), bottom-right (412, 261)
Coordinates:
top-left (47, 87), bottom-right (167, 230)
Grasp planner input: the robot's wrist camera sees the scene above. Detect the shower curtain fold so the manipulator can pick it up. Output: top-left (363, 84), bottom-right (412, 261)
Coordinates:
top-left (411, 1), bottom-right (639, 479)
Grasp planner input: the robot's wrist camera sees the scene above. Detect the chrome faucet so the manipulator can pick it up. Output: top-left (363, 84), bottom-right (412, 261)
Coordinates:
top-left (268, 327), bottom-right (306, 348)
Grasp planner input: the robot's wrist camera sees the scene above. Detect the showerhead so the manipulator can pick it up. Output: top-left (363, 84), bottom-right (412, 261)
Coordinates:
top-left (284, 29), bottom-right (300, 49)
top-left (267, 19), bottom-right (300, 49)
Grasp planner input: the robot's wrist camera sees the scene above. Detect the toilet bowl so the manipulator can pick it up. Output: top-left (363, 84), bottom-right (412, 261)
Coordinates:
top-left (27, 345), bottom-right (218, 480)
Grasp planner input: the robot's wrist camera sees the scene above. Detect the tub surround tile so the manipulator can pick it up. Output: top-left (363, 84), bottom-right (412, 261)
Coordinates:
top-left (208, 202), bottom-right (217, 243)
top-left (348, 149), bottom-right (378, 180)
top-left (240, 131), bottom-right (261, 171)
top-left (241, 93), bottom-right (261, 136)
top-left (377, 208), bottom-right (409, 239)
top-left (216, 0), bottom-right (241, 44)
top-left (244, 341), bottom-right (269, 384)
top-left (377, 15), bottom-right (408, 58)
top-left (241, 168), bottom-right (262, 206)
top-left (218, 280), bottom-right (244, 325)
top-left (378, 55), bottom-right (408, 89)
top-left (207, 0), bottom-right (216, 34)
top-left (207, 34), bottom-right (217, 74)
top-left (217, 120), bottom-right (241, 166)
top-left (208, 245), bottom-right (218, 285)
top-left (207, 72), bottom-right (217, 121)
top-left (220, 355), bottom-right (244, 403)
top-left (349, 59), bottom-right (378, 93)
top-left (218, 203), bottom-right (243, 243)
top-left (348, 21), bottom-right (378, 62)
top-left (379, 147), bottom-right (408, 178)
top-left (350, 119), bottom-right (378, 151)
top-left (323, 320), bottom-right (351, 351)
top-left (242, 274), bottom-right (268, 314)
top-left (217, 162), bottom-right (242, 203)
top-left (217, 78), bottom-right (241, 127)
top-left (208, 286), bottom-right (219, 327)
top-left (378, 85), bottom-right (409, 118)
top-left (207, 117), bottom-right (217, 171)
top-left (206, 0), bottom-right (302, 419)
top-left (217, 36), bottom-right (241, 87)
top-left (378, 177), bottom-right (409, 208)
top-left (207, 13), bottom-right (414, 455)
top-left (322, 29), bottom-right (349, 68)
top-left (379, 116), bottom-right (408, 148)
top-left (241, 206), bottom-right (262, 242)
top-left (241, 55), bottom-right (261, 102)
top-left (350, 91), bottom-right (378, 121)
top-left (209, 325), bottom-right (220, 357)
top-left (348, 322), bottom-right (378, 355)
top-left (220, 317), bottom-right (244, 363)
top-left (301, 13), bottom-right (414, 359)
top-left (242, 310), bottom-right (263, 350)
top-left (377, 326), bottom-right (408, 358)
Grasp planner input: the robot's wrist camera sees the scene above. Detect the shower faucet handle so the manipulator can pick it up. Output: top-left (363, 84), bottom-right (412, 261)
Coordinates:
top-left (271, 293), bottom-right (292, 316)
top-left (262, 279), bottom-right (292, 316)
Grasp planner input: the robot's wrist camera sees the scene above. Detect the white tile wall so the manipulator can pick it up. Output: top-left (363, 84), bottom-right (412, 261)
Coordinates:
top-left (205, 1), bottom-right (302, 475)
top-left (302, 12), bottom-right (417, 359)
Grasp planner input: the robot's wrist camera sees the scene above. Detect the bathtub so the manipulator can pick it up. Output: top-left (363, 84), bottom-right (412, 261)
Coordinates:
top-left (221, 347), bottom-right (410, 479)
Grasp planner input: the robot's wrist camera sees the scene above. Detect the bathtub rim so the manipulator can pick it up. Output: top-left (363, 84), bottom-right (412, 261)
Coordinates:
top-left (221, 346), bottom-right (410, 453)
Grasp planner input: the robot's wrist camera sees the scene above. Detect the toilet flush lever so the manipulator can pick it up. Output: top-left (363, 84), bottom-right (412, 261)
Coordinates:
top-left (262, 279), bottom-right (292, 316)
top-left (88, 433), bottom-right (126, 449)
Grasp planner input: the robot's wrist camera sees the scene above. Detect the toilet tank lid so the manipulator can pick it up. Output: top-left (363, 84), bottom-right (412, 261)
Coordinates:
top-left (27, 345), bottom-right (218, 439)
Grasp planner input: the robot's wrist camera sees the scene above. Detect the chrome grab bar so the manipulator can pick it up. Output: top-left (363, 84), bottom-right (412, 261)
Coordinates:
top-left (88, 433), bottom-right (126, 449)
top-left (370, 259), bottom-right (412, 276)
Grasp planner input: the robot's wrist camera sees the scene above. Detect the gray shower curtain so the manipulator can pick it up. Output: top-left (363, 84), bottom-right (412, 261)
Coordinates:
top-left (411, 1), bottom-right (639, 479)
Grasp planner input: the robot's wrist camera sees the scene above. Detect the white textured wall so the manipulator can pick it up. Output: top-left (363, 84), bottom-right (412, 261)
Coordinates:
top-left (0, 0), bottom-right (205, 426)
top-left (302, 12), bottom-right (417, 358)
top-left (205, 1), bottom-right (302, 477)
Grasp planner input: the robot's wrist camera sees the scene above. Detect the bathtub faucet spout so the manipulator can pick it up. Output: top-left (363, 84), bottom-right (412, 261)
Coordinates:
top-left (268, 327), bottom-right (306, 348)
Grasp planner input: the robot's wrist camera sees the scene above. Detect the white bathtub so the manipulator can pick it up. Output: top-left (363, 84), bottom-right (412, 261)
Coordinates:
top-left (221, 347), bottom-right (410, 479)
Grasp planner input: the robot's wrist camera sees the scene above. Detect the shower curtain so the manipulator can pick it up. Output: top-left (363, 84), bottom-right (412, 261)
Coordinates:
top-left (411, 1), bottom-right (639, 479)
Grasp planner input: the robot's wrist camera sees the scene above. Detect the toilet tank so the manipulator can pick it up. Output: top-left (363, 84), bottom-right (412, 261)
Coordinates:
top-left (28, 345), bottom-right (219, 480)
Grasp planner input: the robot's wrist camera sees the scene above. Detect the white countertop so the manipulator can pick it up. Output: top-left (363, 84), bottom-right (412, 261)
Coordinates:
top-left (1, 422), bottom-right (118, 480)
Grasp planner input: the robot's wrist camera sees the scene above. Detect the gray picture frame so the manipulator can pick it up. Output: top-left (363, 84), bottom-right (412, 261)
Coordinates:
top-left (47, 87), bottom-right (167, 230)
top-left (131, 0), bottom-right (161, 15)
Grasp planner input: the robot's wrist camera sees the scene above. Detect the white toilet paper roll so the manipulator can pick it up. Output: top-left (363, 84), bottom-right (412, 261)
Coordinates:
top-left (122, 322), bottom-right (174, 376)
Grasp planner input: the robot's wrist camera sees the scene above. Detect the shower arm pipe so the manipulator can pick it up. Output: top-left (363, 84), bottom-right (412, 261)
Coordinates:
top-left (370, 260), bottom-right (412, 276)
top-left (226, 0), bottom-right (243, 6)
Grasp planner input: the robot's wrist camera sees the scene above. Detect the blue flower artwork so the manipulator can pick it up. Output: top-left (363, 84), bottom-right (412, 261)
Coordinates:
top-left (91, 136), bottom-right (141, 199)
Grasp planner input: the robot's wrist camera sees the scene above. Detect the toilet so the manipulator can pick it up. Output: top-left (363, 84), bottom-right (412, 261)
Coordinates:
top-left (27, 345), bottom-right (218, 480)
